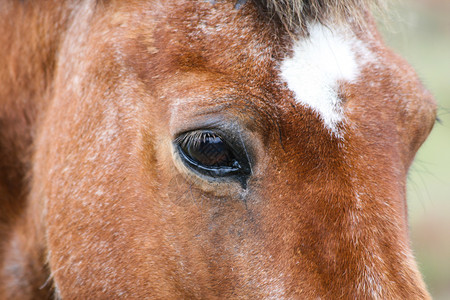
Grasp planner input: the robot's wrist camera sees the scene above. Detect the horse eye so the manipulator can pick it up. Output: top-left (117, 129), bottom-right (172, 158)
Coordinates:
top-left (175, 131), bottom-right (251, 180)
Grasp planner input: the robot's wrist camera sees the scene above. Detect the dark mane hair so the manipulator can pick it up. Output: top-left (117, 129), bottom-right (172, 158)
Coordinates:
top-left (251, 0), bottom-right (383, 32)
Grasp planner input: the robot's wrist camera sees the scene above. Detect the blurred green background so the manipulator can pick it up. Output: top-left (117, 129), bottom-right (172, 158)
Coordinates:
top-left (378, 0), bottom-right (450, 298)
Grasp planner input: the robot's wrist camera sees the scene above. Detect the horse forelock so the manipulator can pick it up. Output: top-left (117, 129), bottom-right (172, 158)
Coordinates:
top-left (250, 0), bottom-right (384, 33)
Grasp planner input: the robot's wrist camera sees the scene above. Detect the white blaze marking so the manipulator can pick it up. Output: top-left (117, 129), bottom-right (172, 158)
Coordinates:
top-left (280, 23), bottom-right (367, 137)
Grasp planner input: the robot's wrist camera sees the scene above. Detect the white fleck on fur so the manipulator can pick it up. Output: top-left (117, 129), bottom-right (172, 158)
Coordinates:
top-left (280, 23), bottom-right (373, 137)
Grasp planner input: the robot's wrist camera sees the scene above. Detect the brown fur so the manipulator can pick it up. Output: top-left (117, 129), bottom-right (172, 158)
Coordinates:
top-left (0, 0), bottom-right (435, 299)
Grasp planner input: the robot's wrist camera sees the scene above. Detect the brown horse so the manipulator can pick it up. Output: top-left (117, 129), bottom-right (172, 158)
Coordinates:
top-left (0, 0), bottom-right (437, 299)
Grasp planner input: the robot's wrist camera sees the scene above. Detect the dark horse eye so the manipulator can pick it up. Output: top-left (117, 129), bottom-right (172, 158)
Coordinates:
top-left (175, 130), bottom-right (251, 181)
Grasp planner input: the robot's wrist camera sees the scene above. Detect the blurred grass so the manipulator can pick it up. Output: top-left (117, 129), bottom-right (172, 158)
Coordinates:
top-left (378, 1), bottom-right (450, 298)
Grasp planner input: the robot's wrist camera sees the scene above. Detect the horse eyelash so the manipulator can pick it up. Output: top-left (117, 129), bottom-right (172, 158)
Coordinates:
top-left (175, 131), bottom-right (221, 150)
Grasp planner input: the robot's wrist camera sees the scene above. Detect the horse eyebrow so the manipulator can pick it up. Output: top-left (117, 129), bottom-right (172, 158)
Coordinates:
top-left (247, 0), bottom-right (384, 33)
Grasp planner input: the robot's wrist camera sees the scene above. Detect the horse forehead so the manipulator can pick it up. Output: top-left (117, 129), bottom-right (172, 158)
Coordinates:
top-left (158, 4), bottom-right (378, 132)
top-left (145, 2), bottom-right (418, 139)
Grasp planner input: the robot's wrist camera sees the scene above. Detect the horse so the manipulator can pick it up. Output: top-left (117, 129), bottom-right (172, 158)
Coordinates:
top-left (0, 0), bottom-right (437, 298)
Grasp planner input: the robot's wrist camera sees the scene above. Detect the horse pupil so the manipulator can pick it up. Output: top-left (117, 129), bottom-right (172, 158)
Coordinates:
top-left (188, 135), bottom-right (232, 167)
